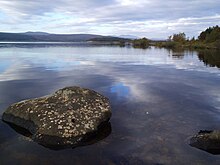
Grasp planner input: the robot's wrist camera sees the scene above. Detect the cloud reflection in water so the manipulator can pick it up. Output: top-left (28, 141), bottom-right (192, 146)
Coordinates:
top-left (0, 45), bottom-right (220, 164)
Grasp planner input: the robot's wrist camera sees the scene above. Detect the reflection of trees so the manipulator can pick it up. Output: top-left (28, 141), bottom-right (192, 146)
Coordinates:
top-left (170, 48), bottom-right (184, 59)
top-left (167, 48), bottom-right (193, 59)
top-left (162, 47), bottom-right (220, 68)
top-left (198, 50), bottom-right (220, 68)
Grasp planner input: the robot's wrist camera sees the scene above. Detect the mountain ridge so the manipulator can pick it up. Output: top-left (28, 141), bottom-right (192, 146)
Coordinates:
top-left (0, 32), bottom-right (130, 42)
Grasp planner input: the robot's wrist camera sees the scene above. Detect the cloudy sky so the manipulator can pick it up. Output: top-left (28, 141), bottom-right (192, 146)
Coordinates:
top-left (0, 0), bottom-right (219, 39)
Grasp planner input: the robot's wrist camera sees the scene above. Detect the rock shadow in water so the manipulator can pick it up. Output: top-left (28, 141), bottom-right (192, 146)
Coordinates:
top-left (3, 121), bottom-right (112, 150)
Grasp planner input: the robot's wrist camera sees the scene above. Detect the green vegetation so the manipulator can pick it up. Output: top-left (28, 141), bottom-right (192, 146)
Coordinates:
top-left (151, 26), bottom-right (220, 50)
top-left (88, 36), bottom-right (131, 46)
top-left (170, 32), bottom-right (186, 43)
top-left (197, 25), bottom-right (220, 48)
top-left (89, 36), bottom-right (129, 42)
top-left (132, 37), bottom-right (149, 48)
top-left (198, 26), bottom-right (220, 43)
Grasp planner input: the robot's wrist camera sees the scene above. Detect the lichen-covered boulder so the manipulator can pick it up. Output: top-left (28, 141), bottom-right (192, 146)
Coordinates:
top-left (2, 86), bottom-right (111, 148)
top-left (189, 130), bottom-right (220, 155)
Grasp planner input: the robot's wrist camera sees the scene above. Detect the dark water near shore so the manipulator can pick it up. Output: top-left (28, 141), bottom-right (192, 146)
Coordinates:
top-left (0, 43), bottom-right (220, 165)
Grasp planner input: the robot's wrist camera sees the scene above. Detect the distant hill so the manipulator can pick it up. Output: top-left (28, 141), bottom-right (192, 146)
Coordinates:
top-left (23, 31), bottom-right (50, 36)
top-left (27, 34), bottom-right (104, 42)
top-left (88, 36), bottom-right (131, 42)
top-left (0, 32), bottom-right (128, 42)
top-left (119, 35), bottom-right (139, 39)
top-left (0, 32), bottom-right (36, 41)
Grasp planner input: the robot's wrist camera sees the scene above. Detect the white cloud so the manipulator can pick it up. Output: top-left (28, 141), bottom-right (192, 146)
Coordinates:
top-left (0, 0), bottom-right (219, 38)
top-left (116, 0), bottom-right (149, 6)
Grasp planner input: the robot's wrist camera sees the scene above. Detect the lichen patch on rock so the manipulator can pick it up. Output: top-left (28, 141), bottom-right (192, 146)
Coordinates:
top-left (189, 130), bottom-right (220, 155)
top-left (2, 86), bottom-right (111, 148)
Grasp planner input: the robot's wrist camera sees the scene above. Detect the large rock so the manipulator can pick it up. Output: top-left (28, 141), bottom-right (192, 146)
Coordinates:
top-left (189, 130), bottom-right (220, 154)
top-left (2, 86), bottom-right (111, 148)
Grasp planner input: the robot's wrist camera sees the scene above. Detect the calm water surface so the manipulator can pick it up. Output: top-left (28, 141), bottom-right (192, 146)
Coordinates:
top-left (0, 43), bottom-right (220, 165)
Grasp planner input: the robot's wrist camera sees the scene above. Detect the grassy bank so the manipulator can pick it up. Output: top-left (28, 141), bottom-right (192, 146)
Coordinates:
top-left (152, 40), bottom-right (220, 50)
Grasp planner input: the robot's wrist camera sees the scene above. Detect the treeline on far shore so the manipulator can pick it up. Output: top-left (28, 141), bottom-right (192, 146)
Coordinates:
top-left (131, 25), bottom-right (220, 50)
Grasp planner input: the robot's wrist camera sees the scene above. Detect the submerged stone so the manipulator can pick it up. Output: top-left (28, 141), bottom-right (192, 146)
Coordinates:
top-left (189, 130), bottom-right (220, 155)
top-left (2, 86), bottom-right (111, 148)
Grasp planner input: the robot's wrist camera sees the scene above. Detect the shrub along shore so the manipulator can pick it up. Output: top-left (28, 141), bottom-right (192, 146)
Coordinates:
top-left (132, 26), bottom-right (220, 50)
